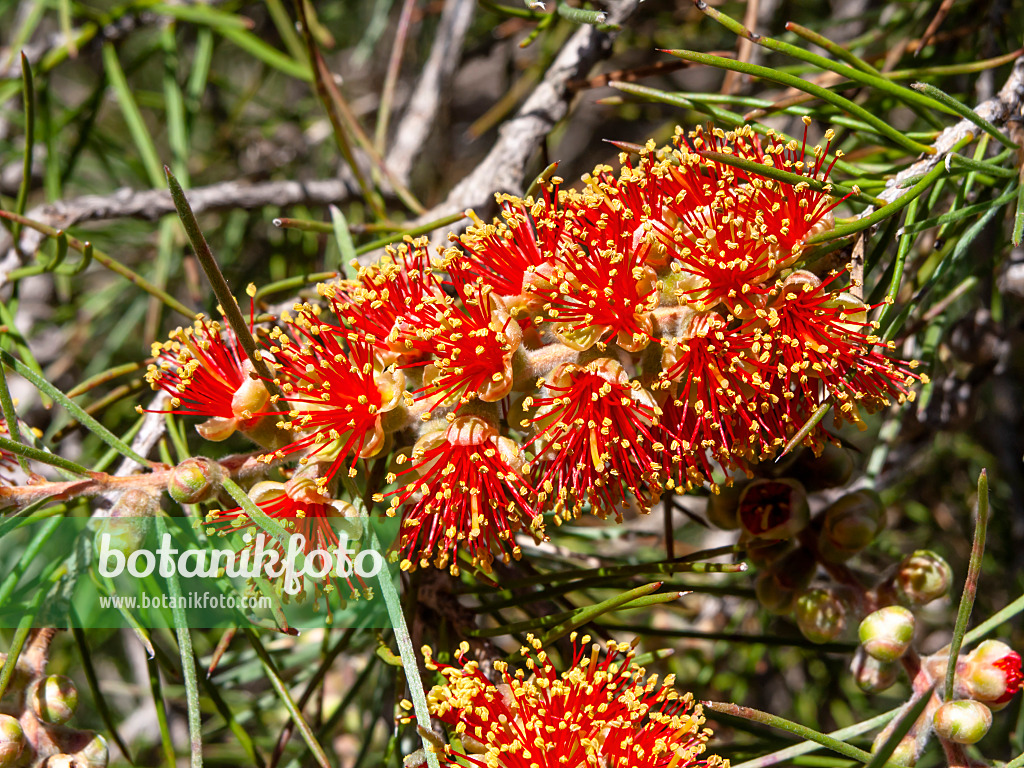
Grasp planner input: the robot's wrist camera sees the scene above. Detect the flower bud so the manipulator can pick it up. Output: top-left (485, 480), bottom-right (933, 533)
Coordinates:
top-left (70, 732), bottom-right (108, 768)
top-left (705, 482), bottom-right (744, 530)
top-left (0, 715), bottom-right (25, 768)
top-left (932, 700), bottom-right (992, 745)
top-left (791, 443), bottom-right (854, 491)
top-left (96, 489), bottom-right (158, 555)
top-left (818, 489), bottom-right (883, 562)
top-left (895, 550), bottom-right (952, 606)
top-left (742, 536), bottom-right (791, 568)
top-left (851, 647), bottom-right (901, 693)
top-left (755, 548), bottom-right (816, 614)
top-left (871, 732), bottom-right (921, 768)
top-left (956, 640), bottom-right (1023, 709)
top-left (168, 457), bottom-right (223, 505)
top-left (738, 479), bottom-right (809, 540)
top-left (29, 674), bottom-right (78, 725)
top-left (795, 588), bottom-right (847, 644)
top-left (859, 606), bottom-right (915, 663)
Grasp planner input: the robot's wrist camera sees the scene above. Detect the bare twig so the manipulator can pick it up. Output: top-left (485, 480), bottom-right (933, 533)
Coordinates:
top-left (410, 0), bottom-right (642, 246)
top-left (0, 177), bottom-right (356, 269)
top-left (865, 55), bottom-right (1024, 216)
top-left (387, 0), bottom-right (476, 185)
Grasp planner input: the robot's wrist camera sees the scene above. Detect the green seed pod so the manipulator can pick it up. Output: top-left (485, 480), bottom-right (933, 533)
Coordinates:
top-left (0, 714), bottom-right (25, 768)
top-left (795, 588), bottom-right (847, 644)
top-left (895, 550), bottom-right (952, 606)
top-left (859, 605), bottom-right (915, 663)
top-left (705, 482), bottom-right (746, 530)
top-left (818, 489), bottom-right (884, 562)
top-left (932, 700), bottom-right (992, 745)
top-left (168, 457), bottom-right (223, 505)
top-left (738, 479), bottom-right (809, 540)
top-left (29, 675), bottom-right (79, 725)
top-left (790, 442), bottom-right (854, 491)
top-left (851, 646), bottom-right (900, 693)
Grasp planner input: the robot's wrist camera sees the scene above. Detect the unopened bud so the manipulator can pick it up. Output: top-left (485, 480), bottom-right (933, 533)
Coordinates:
top-left (859, 606), bottom-right (915, 663)
top-left (872, 733), bottom-right (921, 767)
top-left (29, 674), bottom-right (78, 725)
top-left (168, 457), bottom-right (223, 505)
top-left (791, 443), bottom-right (854, 491)
top-left (0, 715), bottom-right (25, 768)
top-left (851, 647), bottom-right (901, 693)
top-left (818, 489), bottom-right (883, 562)
top-left (755, 548), bottom-right (816, 614)
top-left (738, 479), bottom-right (809, 540)
top-left (96, 489), bottom-right (158, 555)
top-left (895, 550), bottom-right (952, 606)
top-left (705, 482), bottom-right (744, 530)
top-left (956, 640), bottom-right (1023, 709)
top-left (67, 732), bottom-right (108, 768)
top-left (932, 700), bottom-right (992, 745)
top-left (795, 588), bottom-right (847, 644)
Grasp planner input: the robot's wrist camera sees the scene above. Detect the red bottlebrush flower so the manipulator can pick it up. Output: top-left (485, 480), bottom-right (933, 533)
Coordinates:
top-left (206, 475), bottom-right (367, 599)
top-left (377, 414), bottom-right (543, 575)
top-left (409, 634), bottom-right (724, 768)
top-left (753, 270), bottom-right (920, 430)
top-left (956, 640), bottom-right (1023, 709)
top-left (524, 183), bottom-right (660, 352)
top-left (405, 263), bottom-right (523, 414)
top-left (521, 358), bottom-right (663, 520)
top-left (143, 315), bottom-right (270, 441)
top-left (655, 123), bottom-right (846, 315)
top-left (261, 308), bottom-right (405, 488)
top-left (656, 311), bottom-right (772, 487)
top-left (456, 193), bottom-right (567, 301)
top-left (329, 238), bottom-right (444, 364)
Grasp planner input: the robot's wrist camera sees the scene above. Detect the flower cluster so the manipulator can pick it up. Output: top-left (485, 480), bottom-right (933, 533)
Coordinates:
top-left (144, 123), bottom-right (922, 577)
top-left (405, 634), bottom-right (724, 768)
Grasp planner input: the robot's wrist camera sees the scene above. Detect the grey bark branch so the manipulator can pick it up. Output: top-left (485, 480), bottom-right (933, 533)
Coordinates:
top-left (386, 0), bottom-right (476, 185)
top-left (872, 56), bottom-right (1024, 208)
top-left (412, 0), bottom-right (643, 246)
top-left (0, 177), bottom-right (357, 272)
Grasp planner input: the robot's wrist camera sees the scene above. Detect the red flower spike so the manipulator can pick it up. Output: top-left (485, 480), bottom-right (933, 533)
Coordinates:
top-left (206, 476), bottom-right (368, 599)
top-left (406, 264), bottom-right (524, 414)
top-left (523, 184), bottom-right (661, 352)
top-left (657, 312), bottom-right (774, 486)
top-left (376, 414), bottom-right (543, 575)
top-left (753, 270), bottom-right (920, 430)
top-left (456, 191), bottom-right (569, 303)
top-left (522, 358), bottom-right (663, 520)
top-left (328, 238), bottom-right (444, 364)
top-left (409, 634), bottom-right (724, 768)
top-left (261, 310), bottom-right (404, 488)
top-left (143, 315), bottom-right (270, 441)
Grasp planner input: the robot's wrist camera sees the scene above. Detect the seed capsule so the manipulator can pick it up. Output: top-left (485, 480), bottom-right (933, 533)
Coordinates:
top-left (818, 489), bottom-right (883, 562)
top-left (932, 700), bottom-right (992, 745)
top-left (738, 479), bottom-right (809, 540)
top-left (859, 606), bottom-right (915, 663)
top-left (29, 674), bottom-right (79, 725)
